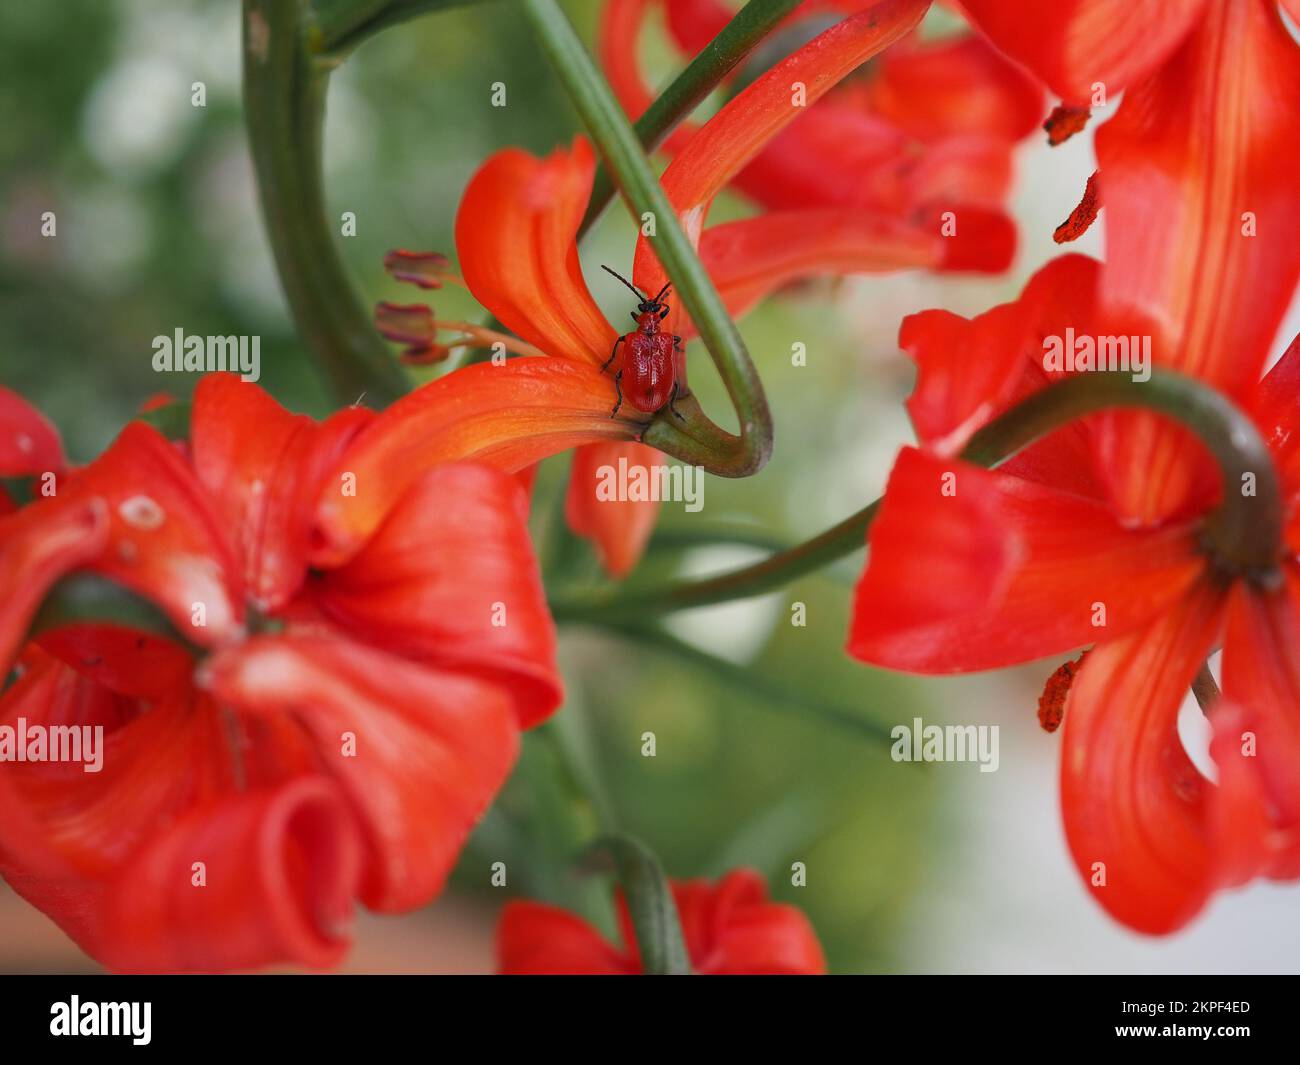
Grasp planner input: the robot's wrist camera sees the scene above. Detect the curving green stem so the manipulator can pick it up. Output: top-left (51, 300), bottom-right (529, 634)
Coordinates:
top-left (242, 0), bottom-right (409, 406)
top-left (309, 0), bottom-right (474, 55)
top-left (521, 0), bottom-right (773, 479)
top-left (551, 370), bottom-right (1286, 621)
top-left (578, 0), bottom-right (802, 236)
top-left (587, 835), bottom-right (691, 975)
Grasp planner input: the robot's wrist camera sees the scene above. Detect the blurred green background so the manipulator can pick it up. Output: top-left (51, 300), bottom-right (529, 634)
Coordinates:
top-left (4, 0), bottom-right (1296, 974)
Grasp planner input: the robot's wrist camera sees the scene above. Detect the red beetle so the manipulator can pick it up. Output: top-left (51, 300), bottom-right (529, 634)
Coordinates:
top-left (600, 266), bottom-right (686, 420)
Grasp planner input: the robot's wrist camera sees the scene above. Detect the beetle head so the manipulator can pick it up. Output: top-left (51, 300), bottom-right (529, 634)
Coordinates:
top-left (602, 265), bottom-right (672, 316)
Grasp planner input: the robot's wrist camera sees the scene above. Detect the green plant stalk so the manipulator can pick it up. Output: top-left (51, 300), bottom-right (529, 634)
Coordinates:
top-left (602, 619), bottom-right (899, 746)
top-left (552, 370), bottom-right (1284, 621)
top-left (588, 835), bottom-right (691, 974)
top-left (310, 0), bottom-right (473, 55)
top-left (578, 0), bottom-right (802, 236)
top-left (518, 726), bottom-right (617, 935)
top-left (521, 0), bottom-right (773, 478)
top-left (242, 0), bottom-right (409, 406)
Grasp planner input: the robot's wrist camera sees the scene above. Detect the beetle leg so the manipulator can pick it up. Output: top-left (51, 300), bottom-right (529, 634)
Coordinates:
top-left (659, 307), bottom-right (670, 320)
top-left (672, 334), bottom-right (684, 353)
top-left (667, 381), bottom-right (686, 421)
top-left (601, 335), bottom-right (623, 373)
top-left (610, 371), bottom-right (624, 418)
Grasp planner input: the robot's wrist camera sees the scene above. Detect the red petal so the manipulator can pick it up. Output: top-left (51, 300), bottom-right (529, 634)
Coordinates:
top-left (864, 32), bottom-right (1044, 143)
top-left (665, 0), bottom-right (732, 53)
top-left (1216, 569), bottom-right (1300, 882)
top-left (36, 622), bottom-right (194, 700)
top-left (190, 375), bottom-right (371, 612)
top-left (847, 448), bottom-right (1206, 672)
top-left (679, 869), bottom-right (826, 975)
top-left (0, 647), bottom-right (245, 960)
top-left (1059, 579), bottom-right (1224, 934)
top-left (1207, 699), bottom-right (1279, 887)
top-left (456, 140), bottom-right (616, 365)
top-left (901, 254), bottom-right (1116, 499)
top-left (201, 635), bottom-right (520, 913)
top-left (0, 649), bottom-right (233, 881)
top-left (1093, 0), bottom-right (1300, 523)
top-left (565, 441), bottom-right (662, 577)
top-left (696, 209), bottom-right (938, 328)
top-left (311, 359), bottom-right (637, 566)
top-left (313, 463), bottom-right (562, 728)
top-left (1099, 0), bottom-right (1300, 396)
top-left (960, 0), bottom-right (1208, 103)
top-left (601, 0), bottom-right (694, 149)
top-left (732, 103), bottom-right (911, 213)
top-left (1250, 333), bottom-right (1300, 511)
top-left (495, 900), bottom-right (634, 974)
top-left (901, 302), bottom-right (1034, 456)
top-left (633, 0), bottom-right (930, 301)
top-left (98, 777), bottom-right (360, 973)
top-left (900, 255), bottom-right (1102, 455)
top-left (0, 497), bottom-right (108, 674)
top-left (62, 423), bottom-right (244, 643)
top-left (0, 639), bottom-right (353, 973)
top-left (0, 386), bottom-right (64, 477)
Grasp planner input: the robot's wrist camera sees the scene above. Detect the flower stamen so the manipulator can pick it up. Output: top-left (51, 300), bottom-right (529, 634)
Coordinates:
top-left (382, 249), bottom-right (465, 290)
top-left (1037, 650), bottom-right (1089, 733)
top-left (1043, 104), bottom-right (1090, 146)
top-left (1054, 170), bottom-right (1100, 243)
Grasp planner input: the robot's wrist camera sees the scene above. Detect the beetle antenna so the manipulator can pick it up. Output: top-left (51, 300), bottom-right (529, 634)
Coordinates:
top-left (653, 282), bottom-right (672, 304)
top-left (601, 265), bottom-right (644, 300)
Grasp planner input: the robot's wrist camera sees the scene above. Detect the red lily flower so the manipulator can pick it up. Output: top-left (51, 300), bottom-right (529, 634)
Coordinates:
top-left (846, 0), bottom-right (1300, 933)
top-left (496, 868), bottom-right (826, 974)
top-left (434, 0), bottom-right (936, 578)
top-left (605, 0), bottom-right (1043, 308)
top-left (0, 373), bottom-right (574, 972)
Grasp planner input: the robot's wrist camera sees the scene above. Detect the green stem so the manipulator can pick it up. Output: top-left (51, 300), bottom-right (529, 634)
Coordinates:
top-left (578, 0), bottom-right (802, 236)
top-left (242, 0), bottom-right (408, 406)
top-left (518, 725), bottom-right (616, 934)
top-left (600, 619), bottom-right (898, 746)
top-left (588, 835), bottom-right (691, 975)
top-left (310, 0), bottom-right (476, 57)
top-left (552, 370), bottom-right (1284, 620)
top-left (521, 0), bottom-right (773, 479)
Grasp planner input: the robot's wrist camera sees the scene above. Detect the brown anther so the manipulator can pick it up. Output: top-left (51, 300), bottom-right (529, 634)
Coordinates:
top-left (375, 300), bottom-right (435, 347)
top-left (1037, 650), bottom-right (1089, 733)
top-left (1054, 170), bottom-right (1100, 244)
top-left (1043, 104), bottom-right (1090, 147)
top-left (383, 249), bottom-right (453, 290)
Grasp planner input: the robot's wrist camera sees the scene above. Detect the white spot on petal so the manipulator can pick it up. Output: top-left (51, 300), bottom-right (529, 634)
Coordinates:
top-left (119, 494), bottom-right (165, 530)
